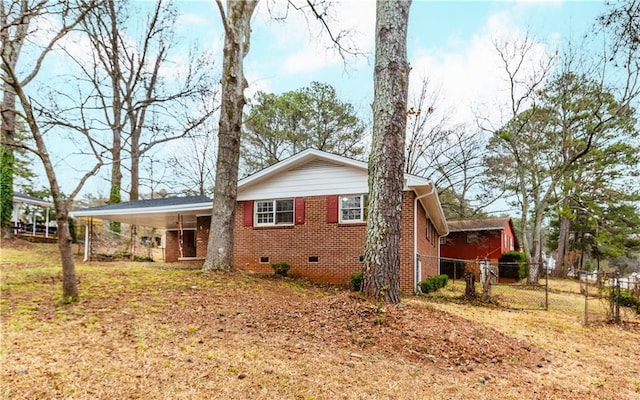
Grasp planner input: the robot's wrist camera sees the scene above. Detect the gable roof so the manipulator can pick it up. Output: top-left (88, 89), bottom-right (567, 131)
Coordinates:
top-left (237, 148), bottom-right (448, 235)
top-left (447, 217), bottom-right (512, 232)
top-left (238, 148), bottom-right (431, 191)
top-left (69, 149), bottom-right (449, 235)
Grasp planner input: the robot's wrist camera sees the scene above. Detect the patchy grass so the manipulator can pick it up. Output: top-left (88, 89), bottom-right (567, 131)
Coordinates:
top-left (1, 242), bottom-right (639, 399)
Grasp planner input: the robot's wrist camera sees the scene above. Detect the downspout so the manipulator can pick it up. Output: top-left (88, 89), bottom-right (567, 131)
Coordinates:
top-left (437, 234), bottom-right (442, 275)
top-left (414, 184), bottom-right (436, 294)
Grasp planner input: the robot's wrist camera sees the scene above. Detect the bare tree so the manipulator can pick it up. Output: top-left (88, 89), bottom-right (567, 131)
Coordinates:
top-left (433, 127), bottom-right (500, 218)
top-left (404, 78), bottom-right (498, 218)
top-left (1, 0), bottom-right (101, 300)
top-left (166, 123), bottom-right (218, 197)
top-left (361, 0), bottom-right (411, 304)
top-left (67, 0), bottom-right (216, 207)
top-left (404, 77), bottom-right (449, 177)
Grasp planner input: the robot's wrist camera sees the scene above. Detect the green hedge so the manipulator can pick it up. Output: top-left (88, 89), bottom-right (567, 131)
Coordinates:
top-left (420, 274), bottom-right (448, 294)
top-left (618, 289), bottom-right (640, 314)
top-left (498, 251), bottom-right (528, 281)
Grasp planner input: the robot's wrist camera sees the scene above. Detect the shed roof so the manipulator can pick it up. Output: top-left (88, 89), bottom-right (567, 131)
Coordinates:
top-left (447, 217), bottom-right (512, 232)
top-left (13, 192), bottom-right (53, 208)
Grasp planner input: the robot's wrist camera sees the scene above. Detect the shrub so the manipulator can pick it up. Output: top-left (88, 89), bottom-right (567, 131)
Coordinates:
top-left (350, 272), bottom-right (362, 291)
top-left (618, 289), bottom-right (639, 308)
top-left (499, 251), bottom-right (528, 281)
top-left (420, 274), bottom-right (449, 294)
top-left (271, 262), bottom-right (291, 277)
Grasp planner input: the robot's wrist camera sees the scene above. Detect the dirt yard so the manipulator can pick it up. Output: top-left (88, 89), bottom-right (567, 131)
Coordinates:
top-left (1, 241), bottom-right (639, 399)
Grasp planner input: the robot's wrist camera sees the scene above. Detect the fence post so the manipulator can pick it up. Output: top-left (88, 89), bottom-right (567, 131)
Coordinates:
top-left (584, 271), bottom-right (589, 326)
top-left (544, 261), bottom-right (548, 311)
top-left (614, 272), bottom-right (621, 323)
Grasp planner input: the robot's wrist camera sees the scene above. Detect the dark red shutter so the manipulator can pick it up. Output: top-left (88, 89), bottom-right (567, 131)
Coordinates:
top-left (243, 201), bottom-right (253, 226)
top-left (326, 195), bottom-right (338, 223)
top-left (295, 197), bottom-right (305, 224)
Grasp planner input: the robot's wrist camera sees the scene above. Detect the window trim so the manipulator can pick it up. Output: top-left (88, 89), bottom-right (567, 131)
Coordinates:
top-left (338, 194), bottom-right (368, 223)
top-left (254, 199), bottom-right (294, 227)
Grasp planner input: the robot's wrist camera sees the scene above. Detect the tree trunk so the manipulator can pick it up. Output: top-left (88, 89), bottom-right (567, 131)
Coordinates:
top-left (130, 139), bottom-right (140, 201)
top-left (203, 0), bottom-right (258, 271)
top-left (1, 83), bottom-right (16, 239)
top-left (361, 0), bottom-right (411, 303)
top-left (56, 209), bottom-right (78, 300)
top-left (0, 2), bottom-right (27, 239)
top-left (464, 271), bottom-right (476, 299)
top-left (528, 211), bottom-right (544, 284)
top-left (108, 136), bottom-right (122, 232)
top-left (555, 213), bottom-right (571, 277)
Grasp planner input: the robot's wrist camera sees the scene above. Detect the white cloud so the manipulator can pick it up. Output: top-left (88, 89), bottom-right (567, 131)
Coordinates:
top-left (409, 7), bottom-right (554, 128)
top-left (253, 0), bottom-right (375, 76)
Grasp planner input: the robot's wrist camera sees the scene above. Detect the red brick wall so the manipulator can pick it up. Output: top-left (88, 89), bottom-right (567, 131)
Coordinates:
top-left (165, 231), bottom-right (179, 262)
top-left (165, 229), bottom-right (197, 262)
top-left (414, 197), bottom-right (440, 281)
top-left (196, 216), bottom-right (211, 258)
top-left (231, 192), bottom-right (422, 294)
top-left (399, 192), bottom-right (415, 292)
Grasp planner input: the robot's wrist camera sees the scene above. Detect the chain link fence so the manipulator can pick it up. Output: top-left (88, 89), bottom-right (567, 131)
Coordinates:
top-left (578, 270), bottom-right (640, 325)
top-left (440, 258), bottom-right (548, 310)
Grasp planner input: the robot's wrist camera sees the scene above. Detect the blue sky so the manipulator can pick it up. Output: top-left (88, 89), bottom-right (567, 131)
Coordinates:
top-left (173, 0), bottom-right (607, 126)
top-left (23, 0), bottom-right (613, 200)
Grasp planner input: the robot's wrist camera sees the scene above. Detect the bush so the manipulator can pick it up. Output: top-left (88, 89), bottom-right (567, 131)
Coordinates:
top-left (618, 289), bottom-right (639, 308)
top-left (271, 262), bottom-right (291, 277)
top-left (499, 251), bottom-right (528, 281)
top-left (420, 274), bottom-right (449, 294)
top-left (350, 272), bottom-right (362, 291)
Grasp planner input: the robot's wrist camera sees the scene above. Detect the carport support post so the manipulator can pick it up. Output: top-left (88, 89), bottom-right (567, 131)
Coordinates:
top-left (83, 222), bottom-right (90, 262)
top-left (45, 207), bottom-right (50, 238)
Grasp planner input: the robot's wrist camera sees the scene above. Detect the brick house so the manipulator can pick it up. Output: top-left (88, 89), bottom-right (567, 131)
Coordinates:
top-left (72, 149), bottom-right (449, 294)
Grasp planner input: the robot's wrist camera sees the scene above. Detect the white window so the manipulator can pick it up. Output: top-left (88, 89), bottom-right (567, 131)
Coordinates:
top-left (339, 194), bottom-right (368, 223)
top-left (439, 236), bottom-right (446, 244)
top-left (255, 199), bottom-right (294, 226)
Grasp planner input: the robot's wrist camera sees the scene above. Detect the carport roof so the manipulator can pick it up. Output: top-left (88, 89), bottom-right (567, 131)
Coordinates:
top-left (70, 195), bottom-right (212, 230)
